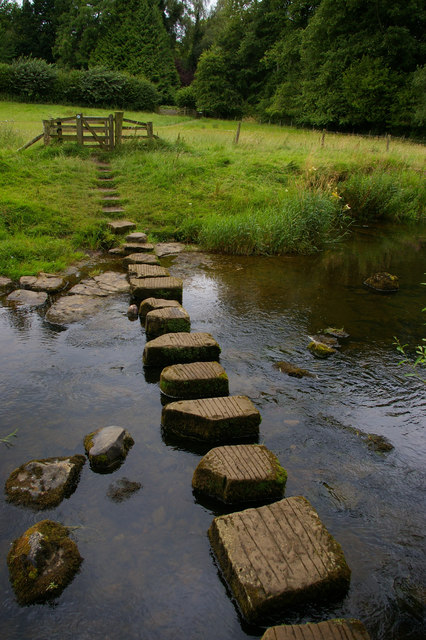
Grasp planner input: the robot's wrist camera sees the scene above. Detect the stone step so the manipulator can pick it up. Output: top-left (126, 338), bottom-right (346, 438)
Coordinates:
top-left (123, 254), bottom-right (160, 267)
top-left (103, 206), bottom-right (125, 214)
top-left (107, 220), bottom-right (136, 235)
top-left (192, 444), bottom-right (286, 503)
top-left (124, 242), bottom-right (155, 254)
top-left (208, 496), bottom-right (351, 625)
top-left (97, 176), bottom-right (115, 182)
top-left (131, 276), bottom-right (182, 304)
top-left (161, 395), bottom-right (261, 443)
top-left (145, 306), bottom-right (190, 338)
top-left (128, 264), bottom-right (170, 279)
top-left (143, 333), bottom-right (220, 367)
top-left (261, 619), bottom-right (371, 640)
top-left (139, 297), bottom-right (182, 319)
top-left (126, 232), bottom-right (148, 243)
top-left (97, 187), bottom-right (118, 193)
top-left (102, 195), bottom-right (121, 201)
top-left (160, 361), bottom-right (228, 398)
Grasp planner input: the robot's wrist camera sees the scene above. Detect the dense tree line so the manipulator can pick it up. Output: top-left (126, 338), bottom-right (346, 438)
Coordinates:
top-left (0, 0), bottom-right (424, 133)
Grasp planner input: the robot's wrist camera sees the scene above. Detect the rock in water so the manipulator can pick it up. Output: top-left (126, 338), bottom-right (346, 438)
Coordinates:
top-left (260, 619), bottom-right (371, 640)
top-left (7, 520), bottom-right (83, 605)
top-left (5, 455), bottom-right (85, 509)
top-left (127, 304), bottom-right (139, 319)
top-left (364, 272), bottom-right (399, 292)
top-left (84, 426), bottom-right (134, 472)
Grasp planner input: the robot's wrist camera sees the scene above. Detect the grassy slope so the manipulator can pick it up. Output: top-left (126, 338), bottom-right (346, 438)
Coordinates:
top-left (1, 101), bottom-right (425, 277)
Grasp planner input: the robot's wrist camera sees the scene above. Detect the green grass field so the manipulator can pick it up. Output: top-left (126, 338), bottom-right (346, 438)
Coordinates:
top-left (1, 100), bottom-right (425, 278)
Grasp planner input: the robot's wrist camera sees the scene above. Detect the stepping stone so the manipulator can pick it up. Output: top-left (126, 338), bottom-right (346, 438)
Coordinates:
top-left (102, 195), bottom-right (121, 201)
top-left (143, 333), bottom-right (220, 367)
top-left (131, 276), bottom-right (182, 304)
top-left (128, 264), bottom-right (170, 279)
top-left (126, 232), bottom-right (148, 243)
top-left (0, 276), bottom-right (14, 294)
top-left (98, 166), bottom-right (112, 172)
top-left (155, 242), bottom-right (187, 257)
top-left (84, 426), bottom-right (134, 473)
top-left (124, 242), bottom-right (155, 254)
top-left (162, 395), bottom-right (260, 443)
top-left (5, 455), bottom-right (86, 509)
top-left (261, 619), bottom-right (371, 640)
top-left (145, 306), bottom-right (190, 338)
top-left (123, 253), bottom-right (160, 267)
top-left (107, 220), bottom-right (136, 235)
top-left (192, 444), bottom-right (286, 503)
top-left (19, 273), bottom-right (65, 293)
top-left (103, 206), bottom-right (125, 214)
top-left (97, 176), bottom-right (115, 182)
top-left (7, 520), bottom-right (83, 605)
top-left (45, 294), bottom-right (106, 325)
top-left (69, 272), bottom-right (130, 296)
top-left (6, 289), bottom-right (48, 307)
top-left (208, 496), bottom-right (351, 625)
top-left (97, 187), bottom-right (117, 193)
top-left (139, 297), bottom-right (182, 319)
top-left (159, 361), bottom-right (228, 398)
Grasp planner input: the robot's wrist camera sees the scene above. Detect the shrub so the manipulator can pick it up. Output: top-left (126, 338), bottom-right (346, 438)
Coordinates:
top-left (194, 47), bottom-right (242, 118)
top-left (77, 67), bottom-right (159, 110)
top-left (53, 68), bottom-right (84, 105)
top-left (0, 62), bottom-right (9, 93)
top-left (8, 57), bottom-right (57, 101)
top-left (176, 85), bottom-right (197, 110)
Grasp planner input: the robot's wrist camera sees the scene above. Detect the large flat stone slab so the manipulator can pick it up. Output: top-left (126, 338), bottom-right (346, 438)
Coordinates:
top-left (145, 306), bottom-right (190, 338)
top-left (45, 294), bottom-right (106, 325)
top-left (126, 232), bottom-right (148, 243)
top-left (162, 395), bottom-right (261, 442)
top-left (0, 276), bottom-right (13, 294)
top-left (123, 253), bottom-right (160, 267)
top-left (131, 276), bottom-right (183, 303)
top-left (128, 264), bottom-right (170, 279)
top-left (19, 273), bottom-right (65, 293)
top-left (208, 496), bottom-right (351, 625)
top-left (107, 220), bottom-right (136, 234)
top-left (160, 361), bottom-right (228, 398)
top-left (143, 332), bottom-right (220, 366)
top-left (261, 619), bottom-right (371, 640)
top-left (69, 272), bottom-right (130, 296)
top-left (139, 297), bottom-right (182, 319)
top-left (155, 242), bottom-right (187, 257)
top-left (6, 289), bottom-right (48, 307)
top-left (124, 242), bottom-right (155, 254)
top-left (5, 455), bottom-right (85, 509)
top-left (192, 444), bottom-right (286, 503)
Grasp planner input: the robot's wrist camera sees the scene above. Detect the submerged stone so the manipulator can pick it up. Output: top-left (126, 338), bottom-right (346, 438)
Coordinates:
top-left (139, 297), bottom-right (182, 319)
top-left (6, 289), bottom-right (48, 307)
top-left (273, 361), bottom-right (315, 378)
top-left (107, 220), bottom-right (136, 235)
top-left (311, 334), bottom-right (340, 348)
top-left (128, 264), bottom-right (170, 279)
top-left (84, 426), bottom-right (134, 473)
top-left (208, 496), bottom-right (351, 625)
top-left (160, 361), bottom-right (229, 399)
top-left (130, 276), bottom-right (183, 303)
top-left (143, 332), bottom-right (220, 367)
top-left (324, 327), bottom-right (350, 339)
top-left (145, 306), bottom-right (190, 338)
top-left (7, 519), bottom-right (83, 605)
top-left (123, 253), bottom-right (160, 266)
top-left (45, 294), bottom-right (106, 325)
top-left (364, 272), bottom-right (399, 292)
top-left (162, 395), bottom-right (261, 443)
top-left (127, 304), bottom-right (139, 319)
top-left (308, 340), bottom-right (336, 358)
top-left (261, 619), bottom-right (371, 640)
top-left (107, 477), bottom-right (142, 503)
top-left (193, 444), bottom-right (287, 504)
top-left (5, 455), bottom-right (85, 509)
top-left (366, 433), bottom-right (394, 453)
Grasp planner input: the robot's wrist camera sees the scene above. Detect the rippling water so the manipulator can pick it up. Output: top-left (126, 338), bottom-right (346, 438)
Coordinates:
top-left (0, 223), bottom-right (425, 640)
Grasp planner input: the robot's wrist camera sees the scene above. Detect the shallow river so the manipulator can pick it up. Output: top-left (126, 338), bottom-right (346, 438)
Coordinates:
top-left (0, 223), bottom-right (425, 640)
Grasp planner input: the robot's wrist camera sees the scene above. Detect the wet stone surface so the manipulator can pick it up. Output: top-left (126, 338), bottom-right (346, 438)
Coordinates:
top-left (19, 273), bottom-right (65, 293)
top-left (5, 455), bottom-right (86, 509)
top-left (126, 232), bottom-right (148, 243)
top-left (84, 426), bottom-right (134, 473)
top-left (192, 444), bottom-right (287, 504)
top-left (364, 272), bottom-right (399, 292)
top-left (145, 306), bottom-right (190, 338)
top-left (6, 289), bottom-right (48, 307)
top-left (130, 276), bottom-right (183, 303)
top-left (260, 619), bottom-right (371, 640)
top-left (128, 264), bottom-right (170, 279)
top-left (143, 332), bottom-right (220, 366)
top-left (160, 361), bottom-right (229, 399)
top-left (45, 294), bottom-right (106, 325)
top-left (208, 496), bottom-right (351, 625)
top-left (162, 395), bottom-right (261, 443)
top-left (69, 272), bottom-right (130, 296)
top-left (273, 361), bottom-right (315, 378)
top-left (139, 297), bottom-right (182, 319)
top-left (123, 242), bottom-right (155, 254)
top-left (0, 276), bottom-right (13, 293)
top-left (154, 242), bottom-right (187, 257)
top-left (7, 519), bottom-right (83, 605)
top-left (123, 253), bottom-right (160, 266)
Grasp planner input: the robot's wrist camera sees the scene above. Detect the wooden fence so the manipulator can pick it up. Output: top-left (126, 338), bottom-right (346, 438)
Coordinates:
top-left (19, 111), bottom-right (156, 151)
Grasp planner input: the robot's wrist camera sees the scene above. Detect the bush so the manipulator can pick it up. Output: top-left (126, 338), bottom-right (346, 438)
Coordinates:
top-left (53, 68), bottom-right (84, 105)
top-left (194, 47), bottom-right (242, 118)
top-left (8, 57), bottom-right (57, 101)
top-left (176, 85), bottom-right (197, 110)
top-left (0, 62), bottom-right (9, 93)
top-left (77, 67), bottom-right (159, 110)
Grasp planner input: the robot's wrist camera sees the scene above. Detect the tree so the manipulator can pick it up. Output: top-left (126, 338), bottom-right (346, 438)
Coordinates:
top-left (193, 45), bottom-right (242, 117)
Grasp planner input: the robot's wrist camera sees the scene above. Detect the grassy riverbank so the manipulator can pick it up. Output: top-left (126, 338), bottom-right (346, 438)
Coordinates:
top-left (1, 101), bottom-right (425, 277)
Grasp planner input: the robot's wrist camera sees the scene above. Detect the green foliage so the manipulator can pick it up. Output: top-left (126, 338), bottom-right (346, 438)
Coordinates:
top-left (176, 84), bottom-right (197, 110)
top-left (7, 56), bottom-right (57, 101)
top-left (194, 47), bottom-right (242, 118)
top-left (77, 67), bottom-right (159, 111)
top-left (71, 221), bottom-right (115, 251)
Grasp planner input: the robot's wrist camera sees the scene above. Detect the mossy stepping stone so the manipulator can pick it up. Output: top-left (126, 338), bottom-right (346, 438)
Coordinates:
top-left (143, 332), bottom-right (220, 366)
top-left (139, 297), bottom-right (182, 319)
top-left (162, 395), bottom-right (261, 443)
top-left (160, 361), bottom-right (228, 398)
top-left (131, 277), bottom-right (183, 303)
top-left (7, 520), bottom-right (83, 605)
top-left (128, 264), bottom-right (170, 279)
top-left (261, 619), bottom-right (371, 640)
top-left (307, 340), bottom-right (336, 358)
top-left (364, 271), bottom-right (399, 292)
top-left (84, 426), bottom-right (134, 473)
top-left (193, 444), bottom-right (286, 503)
top-left (5, 455), bottom-right (85, 509)
top-left (208, 496), bottom-right (351, 625)
top-left (123, 253), bottom-right (160, 267)
top-left (145, 306), bottom-right (190, 338)
top-left (124, 242), bottom-right (155, 254)
top-left (107, 220), bottom-right (135, 234)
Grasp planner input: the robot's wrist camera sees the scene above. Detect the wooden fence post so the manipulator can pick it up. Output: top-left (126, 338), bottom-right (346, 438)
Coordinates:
top-left (234, 121), bottom-right (241, 144)
top-left (76, 113), bottom-right (83, 146)
top-left (56, 119), bottom-right (63, 143)
top-left (321, 129), bottom-right (326, 147)
top-left (115, 111), bottom-right (124, 147)
top-left (147, 122), bottom-right (153, 139)
top-left (386, 134), bottom-right (391, 151)
top-left (42, 120), bottom-right (51, 146)
top-left (108, 114), bottom-right (114, 150)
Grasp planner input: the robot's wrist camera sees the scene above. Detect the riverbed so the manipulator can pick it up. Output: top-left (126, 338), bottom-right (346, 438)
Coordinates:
top-left (0, 223), bottom-right (425, 639)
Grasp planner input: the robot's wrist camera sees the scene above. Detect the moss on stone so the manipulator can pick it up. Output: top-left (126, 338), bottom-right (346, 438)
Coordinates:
top-left (308, 341), bottom-right (336, 358)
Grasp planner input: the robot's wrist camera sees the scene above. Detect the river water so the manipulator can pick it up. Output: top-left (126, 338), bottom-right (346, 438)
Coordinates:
top-left (0, 223), bottom-right (425, 640)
